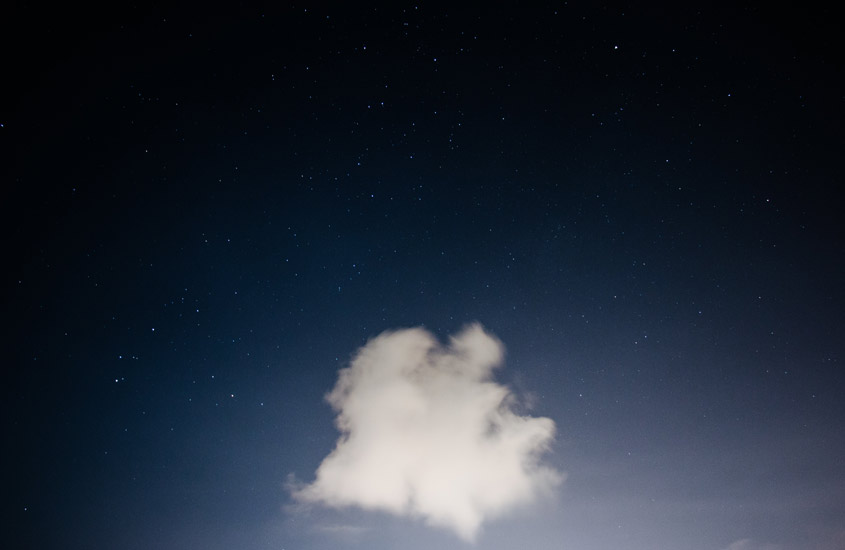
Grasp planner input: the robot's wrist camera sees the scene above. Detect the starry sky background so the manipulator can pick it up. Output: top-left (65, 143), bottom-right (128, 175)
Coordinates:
top-left (4, 4), bottom-right (844, 550)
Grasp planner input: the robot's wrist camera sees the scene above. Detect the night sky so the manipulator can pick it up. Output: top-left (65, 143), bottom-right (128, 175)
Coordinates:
top-left (5, 4), bottom-right (844, 550)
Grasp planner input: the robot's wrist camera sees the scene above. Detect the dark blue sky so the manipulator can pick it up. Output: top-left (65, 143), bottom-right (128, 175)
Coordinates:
top-left (5, 4), bottom-right (844, 549)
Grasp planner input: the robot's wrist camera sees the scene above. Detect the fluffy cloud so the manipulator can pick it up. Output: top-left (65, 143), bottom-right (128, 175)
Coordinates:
top-left (294, 323), bottom-right (562, 542)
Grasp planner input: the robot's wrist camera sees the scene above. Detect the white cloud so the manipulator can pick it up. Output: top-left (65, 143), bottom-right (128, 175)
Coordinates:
top-left (294, 323), bottom-right (562, 542)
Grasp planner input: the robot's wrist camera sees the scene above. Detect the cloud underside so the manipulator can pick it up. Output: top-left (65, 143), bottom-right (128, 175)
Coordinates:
top-left (295, 323), bottom-right (562, 542)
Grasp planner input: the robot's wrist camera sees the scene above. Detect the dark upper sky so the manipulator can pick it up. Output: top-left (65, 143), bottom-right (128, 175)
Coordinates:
top-left (4, 4), bottom-right (844, 550)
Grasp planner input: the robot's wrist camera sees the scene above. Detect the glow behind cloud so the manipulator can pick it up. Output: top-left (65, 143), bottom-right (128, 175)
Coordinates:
top-left (295, 323), bottom-right (562, 541)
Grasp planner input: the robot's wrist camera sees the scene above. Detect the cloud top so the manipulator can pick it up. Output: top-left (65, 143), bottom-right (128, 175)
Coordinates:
top-left (722, 539), bottom-right (781, 550)
top-left (295, 323), bottom-right (562, 541)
